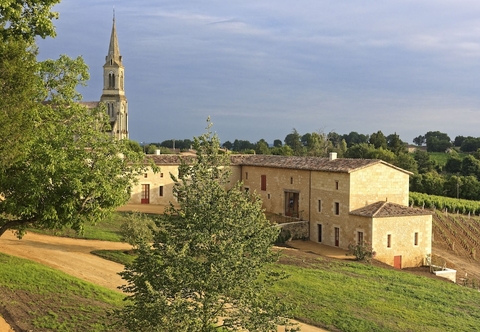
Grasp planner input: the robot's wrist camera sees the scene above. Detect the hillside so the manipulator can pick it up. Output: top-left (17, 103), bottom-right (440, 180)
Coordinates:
top-left (432, 210), bottom-right (480, 283)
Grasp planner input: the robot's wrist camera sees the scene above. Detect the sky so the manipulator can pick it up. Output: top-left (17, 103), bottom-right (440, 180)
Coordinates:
top-left (37, 0), bottom-right (480, 145)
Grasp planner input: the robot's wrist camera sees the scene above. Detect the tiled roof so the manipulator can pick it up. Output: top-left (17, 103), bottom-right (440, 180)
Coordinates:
top-left (146, 154), bottom-right (411, 174)
top-left (350, 201), bottom-right (432, 217)
top-left (230, 155), bottom-right (408, 174)
top-left (79, 101), bottom-right (100, 109)
top-left (147, 154), bottom-right (196, 165)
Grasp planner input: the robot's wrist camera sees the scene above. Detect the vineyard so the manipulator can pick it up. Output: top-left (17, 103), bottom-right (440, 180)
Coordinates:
top-left (432, 210), bottom-right (480, 260)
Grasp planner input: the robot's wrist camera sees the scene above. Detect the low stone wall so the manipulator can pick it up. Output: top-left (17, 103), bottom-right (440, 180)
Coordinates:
top-left (276, 221), bottom-right (309, 240)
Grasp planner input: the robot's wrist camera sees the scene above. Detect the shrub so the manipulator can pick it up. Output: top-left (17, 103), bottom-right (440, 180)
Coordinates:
top-left (348, 242), bottom-right (376, 263)
top-left (119, 213), bottom-right (157, 249)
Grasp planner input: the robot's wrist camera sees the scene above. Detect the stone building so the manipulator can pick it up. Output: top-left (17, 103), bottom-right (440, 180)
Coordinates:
top-left (129, 153), bottom-right (432, 268)
top-left (81, 14), bottom-right (128, 139)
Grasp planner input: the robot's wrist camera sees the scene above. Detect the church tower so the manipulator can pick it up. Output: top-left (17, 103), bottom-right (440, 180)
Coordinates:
top-left (100, 13), bottom-right (128, 139)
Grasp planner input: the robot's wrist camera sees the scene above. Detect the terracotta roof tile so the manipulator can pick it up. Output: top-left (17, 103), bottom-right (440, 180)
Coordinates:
top-left (350, 201), bottom-right (432, 217)
top-left (146, 154), bottom-right (411, 174)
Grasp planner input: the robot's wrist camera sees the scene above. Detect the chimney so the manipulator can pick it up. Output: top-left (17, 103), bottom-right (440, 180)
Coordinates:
top-left (155, 149), bottom-right (161, 155)
top-left (329, 152), bottom-right (337, 161)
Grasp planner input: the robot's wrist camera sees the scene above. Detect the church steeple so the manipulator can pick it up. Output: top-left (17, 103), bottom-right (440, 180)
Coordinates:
top-left (100, 11), bottom-right (128, 140)
top-left (106, 13), bottom-right (122, 66)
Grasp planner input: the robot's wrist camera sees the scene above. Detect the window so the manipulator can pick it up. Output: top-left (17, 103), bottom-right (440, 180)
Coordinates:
top-left (318, 200), bottom-right (322, 212)
top-left (143, 173), bottom-right (148, 178)
top-left (335, 202), bottom-right (340, 215)
top-left (335, 181), bottom-right (339, 190)
top-left (290, 177), bottom-right (293, 184)
top-left (414, 232), bottom-right (419, 246)
top-left (261, 175), bottom-right (267, 191)
top-left (318, 224), bottom-right (322, 242)
top-left (387, 234), bottom-right (391, 248)
top-left (160, 173), bottom-right (164, 178)
top-left (245, 187), bottom-right (250, 193)
top-left (268, 193), bottom-right (271, 199)
top-left (357, 231), bottom-right (364, 245)
top-left (245, 172), bottom-right (248, 180)
top-left (159, 186), bottom-right (164, 197)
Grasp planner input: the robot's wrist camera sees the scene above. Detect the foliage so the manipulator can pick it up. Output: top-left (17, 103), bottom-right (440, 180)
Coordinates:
top-left (0, 0), bottom-right (60, 42)
top-left (413, 135), bottom-right (426, 146)
top-left (0, 21), bottom-right (145, 238)
top-left (425, 131), bottom-right (452, 152)
top-left (116, 121), bottom-right (296, 331)
top-left (119, 213), bottom-right (158, 249)
top-left (348, 242), bottom-right (376, 263)
top-left (409, 192), bottom-right (480, 215)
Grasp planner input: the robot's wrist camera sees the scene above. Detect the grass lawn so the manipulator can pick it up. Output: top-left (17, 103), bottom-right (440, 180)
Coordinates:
top-left (428, 151), bottom-right (468, 168)
top-left (0, 253), bottom-right (124, 332)
top-left (23, 212), bottom-right (480, 331)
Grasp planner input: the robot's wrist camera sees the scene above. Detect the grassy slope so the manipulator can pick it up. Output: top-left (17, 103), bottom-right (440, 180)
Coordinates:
top-left (20, 212), bottom-right (480, 331)
top-left (0, 253), bottom-right (124, 331)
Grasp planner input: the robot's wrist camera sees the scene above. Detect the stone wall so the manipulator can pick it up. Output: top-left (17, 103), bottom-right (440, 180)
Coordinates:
top-left (276, 221), bottom-right (309, 240)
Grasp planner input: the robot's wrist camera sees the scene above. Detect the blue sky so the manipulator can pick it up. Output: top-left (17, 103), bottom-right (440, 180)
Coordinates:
top-left (37, 0), bottom-right (480, 145)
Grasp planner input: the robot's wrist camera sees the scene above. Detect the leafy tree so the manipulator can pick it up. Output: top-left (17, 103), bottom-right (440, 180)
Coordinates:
top-left (460, 137), bottom-right (480, 153)
top-left (386, 133), bottom-right (406, 155)
top-left (0, 0), bottom-right (60, 42)
top-left (0, 38), bottom-right (40, 167)
top-left (453, 135), bottom-right (466, 147)
top-left (116, 122), bottom-right (296, 331)
top-left (0, 14), bottom-right (145, 237)
top-left (444, 155), bottom-right (463, 174)
top-left (461, 155), bottom-right (480, 179)
top-left (120, 213), bottom-right (158, 249)
top-left (271, 145), bottom-right (294, 156)
top-left (413, 135), bottom-right (426, 146)
top-left (284, 128), bottom-right (304, 156)
top-left (369, 130), bottom-right (387, 149)
top-left (414, 150), bottom-right (435, 174)
top-left (425, 131), bottom-right (452, 152)
top-left (368, 148), bottom-right (397, 164)
top-left (273, 139), bottom-right (283, 147)
top-left (255, 139), bottom-right (271, 155)
top-left (222, 140), bottom-right (233, 150)
top-left (344, 143), bottom-right (375, 159)
top-left (343, 131), bottom-right (369, 147)
top-left (395, 153), bottom-right (418, 174)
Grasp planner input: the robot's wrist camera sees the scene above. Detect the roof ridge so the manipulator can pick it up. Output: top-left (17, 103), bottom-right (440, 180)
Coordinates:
top-left (372, 200), bottom-right (389, 217)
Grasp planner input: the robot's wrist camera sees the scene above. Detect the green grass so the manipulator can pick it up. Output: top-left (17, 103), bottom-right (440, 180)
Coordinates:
top-left (22, 211), bottom-right (480, 331)
top-left (429, 151), bottom-right (468, 168)
top-left (273, 258), bottom-right (480, 332)
top-left (91, 249), bottom-right (137, 265)
top-left (29, 213), bottom-right (129, 242)
top-left (0, 253), bottom-right (125, 331)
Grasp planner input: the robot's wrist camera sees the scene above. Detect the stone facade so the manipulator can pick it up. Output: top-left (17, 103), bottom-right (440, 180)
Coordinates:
top-left (129, 154), bottom-right (432, 268)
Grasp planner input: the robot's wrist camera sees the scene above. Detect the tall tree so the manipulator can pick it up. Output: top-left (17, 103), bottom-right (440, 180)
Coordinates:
top-left (425, 131), bottom-right (452, 152)
top-left (0, 55), bottom-right (145, 237)
top-left (116, 122), bottom-right (296, 331)
top-left (0, 2), bottom-right (145, 237)
top-left (369, 130), bottom-right (387, 149)
top-left (413, 135), bottom-right (426, 146)
top-left (284, 128), bottom-right (304, 156)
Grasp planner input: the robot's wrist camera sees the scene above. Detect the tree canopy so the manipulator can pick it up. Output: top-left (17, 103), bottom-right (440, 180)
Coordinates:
top-left (116, 122), bottom-right (296, 331)
top-left (0, 1), bottom-right (145, 237)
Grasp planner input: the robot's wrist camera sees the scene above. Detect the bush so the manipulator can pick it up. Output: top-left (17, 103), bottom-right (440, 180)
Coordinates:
top-left (119, 213), bottom-right (157, 249)
top-left (348, 242), bottom-right (376, 263)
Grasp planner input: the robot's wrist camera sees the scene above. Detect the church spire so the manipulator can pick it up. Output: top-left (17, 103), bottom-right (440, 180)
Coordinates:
top-left (106, 11), bottom-right (122, 65)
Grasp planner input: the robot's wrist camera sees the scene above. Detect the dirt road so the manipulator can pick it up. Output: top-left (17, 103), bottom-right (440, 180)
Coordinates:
top-left (0, 231), bottom-right (328, 332)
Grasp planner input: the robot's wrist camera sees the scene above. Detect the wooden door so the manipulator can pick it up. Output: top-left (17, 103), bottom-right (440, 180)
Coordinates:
top-left (285, 192), bottom-right (299, 217)
top-left (334, 227), bottom-right (339, 247)
top-left (141, 184), bottom-right (150, 204)
top-left (394, 255), bottom-right (402, 269)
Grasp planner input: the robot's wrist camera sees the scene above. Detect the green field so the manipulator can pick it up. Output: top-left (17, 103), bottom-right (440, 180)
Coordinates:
top-left (0, 253), bottom-right (124, 331)
top-left (428, 151), bottom-right (468, 168)
top-left (14, 212), bottom-right (480, 331)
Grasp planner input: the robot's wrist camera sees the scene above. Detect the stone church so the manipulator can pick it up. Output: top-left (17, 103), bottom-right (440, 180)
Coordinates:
top-left (81, 14), bottom-right (128, 139)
